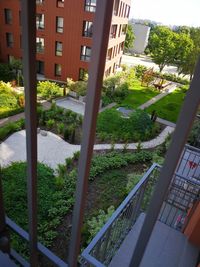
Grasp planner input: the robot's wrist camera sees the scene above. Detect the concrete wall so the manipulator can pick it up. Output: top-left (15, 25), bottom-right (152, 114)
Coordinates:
top-left (132, 24), bottom-right (150, 54)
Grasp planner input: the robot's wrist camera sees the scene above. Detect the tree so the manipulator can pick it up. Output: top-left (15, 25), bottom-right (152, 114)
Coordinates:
top-left (0, 63), bottom-right (14, 82)
top-left (124, 24), bottom-right (134, 52)
top-left (148, 26), bottom-right (176, 72)
top-left (9, 58), bottom-right (23, 86)
top-left (177, 27), bottom-right (200, 80)
top-left (173, 33), bottom-right (194, 76)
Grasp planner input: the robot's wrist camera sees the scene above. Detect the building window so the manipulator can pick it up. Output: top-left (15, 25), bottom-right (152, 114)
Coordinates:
top-left (57, 0), bottom-right (64, 8)
top-left (6, 33), bottom-right (14, 48)
top-left (37, 60), bottom-right (44, 74)
top-left (20, 35), bottom-right (22, 49)
top-left (122, 24), bottom-right (127, 35)
top-left (79, 68), bottom-right (88, 81)
top-left (36, 37), bottom-right (44, 53)
top-left (55, 64), bottom-right (62, 76)
top-left (56, 17), bottom-right (64, 33)
top-left (80, 46), bottom-right (91, 61)
top-left (118, 25), bottom-right (121, 37)
top-left (19, 11), bottom-right (22, 26)
top-left (36, 14), bottom-right (45, 30)
top-left (110, 25), bottom-right (117, 38)
top-left (8, 55), bottom-right (15, 64)
top-left (126, 6), bottom-right (130, 18)
top-left (55, 41), bottom-right (63, 56)
top-left (36, 0), bottom-right (44, 4)
top-left (85, 0), bottom-right (96, 12)
top-left (5, 9), bottom-right (12, 24)
top-left (105, 67), bottom-right (111, 77)
top-left (106, 48), bottom-right (112, 60)
top-left (82, 21), bottom-right (93, 37)
top-left (113, 0), bottom-right (119, 15)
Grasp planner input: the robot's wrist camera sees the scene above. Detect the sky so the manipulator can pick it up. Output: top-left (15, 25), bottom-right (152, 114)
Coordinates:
top-left (130, 0), bottom-right (200, 27)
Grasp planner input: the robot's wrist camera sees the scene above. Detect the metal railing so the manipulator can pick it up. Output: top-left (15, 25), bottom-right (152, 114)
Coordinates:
top-left (81, 163), bottom-right (161, 267)
top-left (81, 152), bottom-right (200, 267)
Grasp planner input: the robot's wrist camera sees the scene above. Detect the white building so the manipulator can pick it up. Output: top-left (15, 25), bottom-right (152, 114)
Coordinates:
top-left (132, 24), bottom-right (150, 54)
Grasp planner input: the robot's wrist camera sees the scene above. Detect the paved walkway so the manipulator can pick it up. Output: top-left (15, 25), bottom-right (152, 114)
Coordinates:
top-left (0, 101), bottom-right (51, 127)
top-left (0, 126), bottom-right (174, 170)
top-left (138, 83), bottom-right (178, 110)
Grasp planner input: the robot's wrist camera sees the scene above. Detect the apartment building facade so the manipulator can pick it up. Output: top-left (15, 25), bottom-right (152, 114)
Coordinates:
top-left (0, 0), bottom-right (131, 82)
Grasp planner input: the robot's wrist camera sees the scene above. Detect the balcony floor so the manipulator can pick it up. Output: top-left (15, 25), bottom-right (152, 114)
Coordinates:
top-left (109, 213), bottom-right (199, 267)
top-left (0, 251), bottom-right (16, 266)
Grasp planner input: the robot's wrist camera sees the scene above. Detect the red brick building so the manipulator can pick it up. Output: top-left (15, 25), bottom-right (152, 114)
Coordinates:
top-left (0, 0), bottom-right (131, 81)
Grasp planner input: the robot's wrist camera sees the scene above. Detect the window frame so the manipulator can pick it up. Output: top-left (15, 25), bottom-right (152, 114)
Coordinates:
top-left (84, 0), bottom-right (97, 12)
top-left (55, 63), bottom-right (62, 76)
top-left (36, 13), bottom-right (45, 30)
top-left (6, 32), bottom-right (14, 48)
top-left (82, 21), bottom-right (93, 38)
top-left (80, 46), bottom-right (91, 61)
top-left (4, 9), bottom-right (12, 25)
top-left (55, 41), bottom-right (63, 56)
top-left (56, 16), bottom-right (64, 33)
top-left (36, 37), bottom-right (44, 53)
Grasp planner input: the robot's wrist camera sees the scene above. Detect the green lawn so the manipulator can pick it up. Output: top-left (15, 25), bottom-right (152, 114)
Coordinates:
top-left (145, 87), bottom-right (187, 123)
top-left (121, 79), bottom-right (159, 109)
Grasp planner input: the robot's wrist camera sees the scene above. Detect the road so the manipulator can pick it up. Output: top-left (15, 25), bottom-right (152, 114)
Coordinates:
top-left (122, 54), bottom-right (178, 75)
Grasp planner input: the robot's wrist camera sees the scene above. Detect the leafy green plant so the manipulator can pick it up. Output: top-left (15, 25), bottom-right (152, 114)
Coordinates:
top-left (37, 81), bottom-right (62, 99)
top-left (85, 206), bottom-right (115, 243)
top-left (46, 119), bottom-right (55, 129)
top-left (0, 119), bottom-right (25, 141)
top-left (57, 122), bottom-right (65, 134)
top-left (73, 151), bottom-right (80, 160)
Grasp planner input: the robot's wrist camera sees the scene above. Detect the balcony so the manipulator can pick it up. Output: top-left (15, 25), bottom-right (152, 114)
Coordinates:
top-left (81, 145), bottom-right (200, 267)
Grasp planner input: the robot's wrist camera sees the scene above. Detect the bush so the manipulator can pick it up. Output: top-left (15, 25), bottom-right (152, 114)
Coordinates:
top-left (68, 80), bottom-right (87, 96)
top-left (0, 119), bottom-right (25, 141)
top-left (135, 65), bottom-right (148, 79)
top-left (46, 119), bottom-right (55, 129)
top-left (154, 72), bottom-right (189, 85)
top-left (37, 81), bottom-right (62, 99)
top-left (188, 120), bottom-right (200, 148)
top-left (85, 206), bottom-right (115, 243)
top-left (1, 162), bottom-right (73, 251)
top-left (89, 151), bottom-right (152, 180)
top-left (0, 64), bottom-right (15, 82)
top-left (0, 81), bottom-right (24, 118)
top-left (57, 122), bottom-right (65, 134)
top-left (97, 109), bottom-right (156, 142)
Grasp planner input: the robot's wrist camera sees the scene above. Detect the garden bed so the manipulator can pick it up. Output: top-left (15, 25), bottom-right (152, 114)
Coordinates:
top-left (1, 150), bottom-right (154, 263)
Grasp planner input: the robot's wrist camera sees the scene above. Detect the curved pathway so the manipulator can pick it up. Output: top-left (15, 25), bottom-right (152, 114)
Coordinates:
top-left (0, 126), bottom-right (174, 170)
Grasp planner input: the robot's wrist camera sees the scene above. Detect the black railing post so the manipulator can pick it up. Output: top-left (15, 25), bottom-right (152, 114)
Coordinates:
top-left (0, 170), bottom-right (10, 254)
top-left (21, 0), bottom-right (38, 266)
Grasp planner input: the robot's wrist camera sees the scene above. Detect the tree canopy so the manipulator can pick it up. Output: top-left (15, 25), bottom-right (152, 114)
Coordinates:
top-left (148, 25), bottom-right (199, 77)
top-left (125, 24), bottom-right (135, 52)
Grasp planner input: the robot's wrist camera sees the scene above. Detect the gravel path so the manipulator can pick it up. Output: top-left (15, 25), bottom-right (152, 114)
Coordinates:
top-left (0, 126), bottom-right (174, 170)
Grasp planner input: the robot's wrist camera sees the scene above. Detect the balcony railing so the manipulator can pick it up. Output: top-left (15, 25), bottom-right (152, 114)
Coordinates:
top-left (81, 147), bottom-right (200, 266)
top-left (81, 163), bottom-right (161, 266)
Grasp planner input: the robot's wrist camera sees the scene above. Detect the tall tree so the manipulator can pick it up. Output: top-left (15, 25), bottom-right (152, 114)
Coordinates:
top-left (179, 28), bottom-right (200, 80)
top-left (124, 24), bottom-right (135, 52)
top-left (173, 33), bottom-right (194, 76)
top-left (148, 26), bottom-right (176, 72)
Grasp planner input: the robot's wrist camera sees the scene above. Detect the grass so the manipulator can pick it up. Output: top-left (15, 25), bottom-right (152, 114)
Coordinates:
top-left (121, 79), bottom-right (159, 109)
top-left (145, 86), bottom-right (188, 123)
top-left (96, 108), bottom-right (160, 142)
